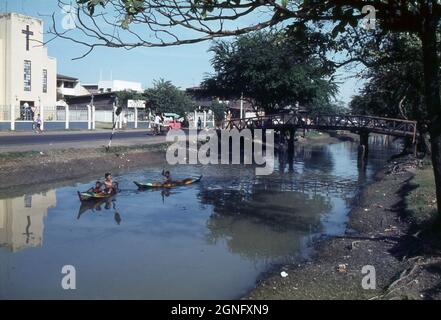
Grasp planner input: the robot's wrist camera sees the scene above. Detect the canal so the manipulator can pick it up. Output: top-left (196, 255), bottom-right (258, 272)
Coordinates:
top-left (0, 138), bottom-right (399, 299)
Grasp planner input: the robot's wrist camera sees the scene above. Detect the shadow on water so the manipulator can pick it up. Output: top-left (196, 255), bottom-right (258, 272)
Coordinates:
top-left (0, 138), bottom-right (401, 299)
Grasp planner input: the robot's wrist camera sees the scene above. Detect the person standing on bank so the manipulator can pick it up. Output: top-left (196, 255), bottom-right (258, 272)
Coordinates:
top-left (35, 114), bottom-right (43, 134)
top-left (154, 113), bottom-right (161, 135)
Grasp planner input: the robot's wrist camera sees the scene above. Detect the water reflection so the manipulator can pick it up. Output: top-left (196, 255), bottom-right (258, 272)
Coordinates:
top-left (77, 197), bottom-right (122, 226)
top-left (137, 188), bottom-right (174, 204)
top-left (0, 192), bottom-right (56, 252)
top-left (203, 189), bottom-right (330, 260)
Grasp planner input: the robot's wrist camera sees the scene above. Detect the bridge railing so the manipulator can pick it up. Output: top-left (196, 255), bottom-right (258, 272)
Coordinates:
top-left (224, 113), bottom-right (418, 141)
top-left (225, 113), bottom-right (298, 129)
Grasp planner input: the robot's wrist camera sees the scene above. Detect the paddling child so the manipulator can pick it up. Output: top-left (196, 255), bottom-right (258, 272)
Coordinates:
top-left (104, 173), bottom-right (114, 194)
top-left (88, 181), bottom-right (103, 194)
top-left (162, 170), bottom-right (172, 184)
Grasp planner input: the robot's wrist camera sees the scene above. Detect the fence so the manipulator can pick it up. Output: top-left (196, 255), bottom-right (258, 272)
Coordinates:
top-left (0, 105), bottom-right (156, 131)
top-left (0, 105), bottom-right (91, 131)
top-left (95, 110), bottom-right (114, 123)
top-left (189, 110), bottom-right (215, 129)
top-left (112, 108), bottom-right (152, 130)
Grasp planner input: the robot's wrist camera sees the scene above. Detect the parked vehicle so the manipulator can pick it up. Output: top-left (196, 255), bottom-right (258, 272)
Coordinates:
top-left (164, 119), bottom-right (182, 130)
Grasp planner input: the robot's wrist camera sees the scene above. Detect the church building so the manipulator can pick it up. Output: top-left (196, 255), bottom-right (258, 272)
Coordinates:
top-left (0, 13), bottom-right (57, 120)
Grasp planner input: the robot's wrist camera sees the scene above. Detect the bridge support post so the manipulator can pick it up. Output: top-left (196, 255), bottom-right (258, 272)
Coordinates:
top-left (288, 128), bottom-right (296, 171)
top-left (358, 130), bottom-right (369, 161)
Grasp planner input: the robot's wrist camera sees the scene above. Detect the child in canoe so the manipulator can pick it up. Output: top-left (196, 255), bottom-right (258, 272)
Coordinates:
top-left (104, 173), bottom-right (114, 194)
top-left (88, 181), bottom-right (103, 194)
top-left (162, 170), bottom-right (172, 184)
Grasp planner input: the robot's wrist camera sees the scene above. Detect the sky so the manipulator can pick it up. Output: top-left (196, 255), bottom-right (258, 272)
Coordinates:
top-left (1, 0), bottom-right (364, 106)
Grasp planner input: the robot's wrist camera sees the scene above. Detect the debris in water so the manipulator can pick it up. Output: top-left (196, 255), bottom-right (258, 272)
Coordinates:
top-left (336, 264), bottom-right (347, 273)
top-left (384, 226), bottom-right (398, 232)
top-left (281, 271), bottom-right (288, 278)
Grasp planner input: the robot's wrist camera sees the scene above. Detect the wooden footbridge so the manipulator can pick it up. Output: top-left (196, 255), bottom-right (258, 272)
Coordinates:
top-left (224, 113), bottom-right (418, 141)
top-left (223, 112), bottom-right (418, 161)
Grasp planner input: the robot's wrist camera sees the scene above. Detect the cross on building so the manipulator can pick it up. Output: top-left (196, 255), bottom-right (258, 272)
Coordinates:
top-left (22, 25), bottom-right (33, 51)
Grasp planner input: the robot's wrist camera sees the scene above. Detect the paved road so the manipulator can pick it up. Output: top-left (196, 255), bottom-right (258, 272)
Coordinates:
top-left (0, 130), bottom-right (166, 152)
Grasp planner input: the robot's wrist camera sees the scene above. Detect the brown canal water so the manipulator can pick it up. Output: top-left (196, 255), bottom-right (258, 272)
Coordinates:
top-left (0, 139), bottom-right (400, 299)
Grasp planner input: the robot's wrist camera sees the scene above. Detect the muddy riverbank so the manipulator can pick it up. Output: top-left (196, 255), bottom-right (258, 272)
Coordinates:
top-left (0, 144), bottom-right (169, 196)
top-left (244, 155), bottom-right (441, 300)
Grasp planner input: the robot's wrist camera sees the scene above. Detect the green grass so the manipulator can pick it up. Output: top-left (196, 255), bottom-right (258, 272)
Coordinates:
top-left (101, 142), bottom-right (171, 154)
top-left (0, 150), bottom-right (42, 159)
top-left (406, 162), bottom-right (437, 225)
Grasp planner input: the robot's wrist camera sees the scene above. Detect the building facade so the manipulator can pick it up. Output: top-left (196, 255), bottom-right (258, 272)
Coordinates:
top-left (82, 84), bottom-right (100, 95)
top-left (98, 80), bottom-right (143, 93)
top-left (0, 13), bottom-right (57, 120)
top-left (57, 74), bottom-right (90, 101)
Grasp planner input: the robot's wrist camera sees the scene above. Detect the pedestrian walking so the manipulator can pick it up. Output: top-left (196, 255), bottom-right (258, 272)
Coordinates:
top-left (35, 113), bottom-right (43, 133)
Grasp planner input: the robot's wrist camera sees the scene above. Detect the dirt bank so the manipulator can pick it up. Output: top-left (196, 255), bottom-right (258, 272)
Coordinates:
top-left (244, 155), bottom-right (441, 300)
top-left (0, 144), bottom-right (169, 196)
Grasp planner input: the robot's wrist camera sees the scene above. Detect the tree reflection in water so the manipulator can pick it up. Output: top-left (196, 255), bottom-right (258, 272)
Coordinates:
top-left (198, 181), bottom-right (332, 261)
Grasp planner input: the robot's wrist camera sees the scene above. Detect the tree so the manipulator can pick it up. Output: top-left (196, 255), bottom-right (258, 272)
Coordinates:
top-left (58, 0), bottom-right (441, 216)
top-left (116, 90), bottom-right (145, 108)
top-left (349, 33), bottom-right (433, 153)
top-left (145, 79), bottom-right (196, 116)
top-left (350, 33), bottom-right (426, 121)
top-left (203, 30), bottom-right (338, 114)
top-left (210, 100), bottom-right (227, 124)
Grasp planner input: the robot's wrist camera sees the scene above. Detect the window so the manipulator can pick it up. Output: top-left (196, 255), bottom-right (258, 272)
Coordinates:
top-left (43, 69), bottom-right (47, 93)
top-left (64, 81), bottom-right (75, 89)
top-left (24, 60), bottom-right (31, 91)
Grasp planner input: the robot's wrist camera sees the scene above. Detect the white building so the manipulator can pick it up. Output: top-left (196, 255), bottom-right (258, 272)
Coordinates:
top-left (57, 74), bottom-right (90, 102)
top-left (98, 80), bottom-right (143, 93)
top-left (82, 83), bottom-right (100, 94)
top-left (0, 13), bottom-right (57, 120)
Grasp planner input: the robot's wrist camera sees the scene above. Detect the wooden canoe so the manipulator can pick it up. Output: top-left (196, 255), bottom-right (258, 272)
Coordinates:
top-left (134, 176), bottom-right (202, 189)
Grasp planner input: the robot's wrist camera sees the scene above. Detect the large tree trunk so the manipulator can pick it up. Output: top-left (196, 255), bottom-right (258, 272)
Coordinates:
top-left (421, 12), bottom-right (441, 215)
